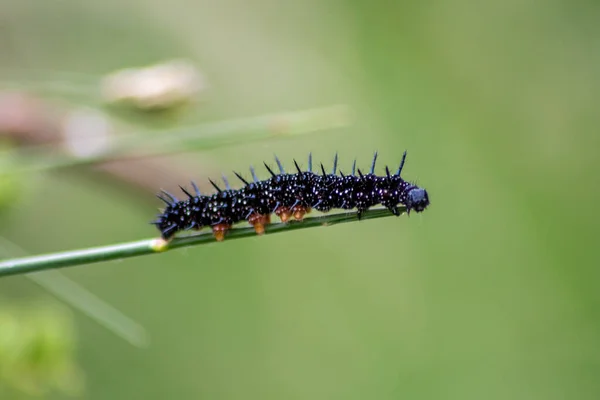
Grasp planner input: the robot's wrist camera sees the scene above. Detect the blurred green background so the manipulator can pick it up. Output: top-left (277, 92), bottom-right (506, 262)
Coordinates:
top-left (1, 0), bottom-right (599, 399)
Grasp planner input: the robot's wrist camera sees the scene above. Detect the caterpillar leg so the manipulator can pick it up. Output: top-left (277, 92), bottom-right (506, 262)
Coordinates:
top-left (274, 207), bottom-right (292, 222)
top-left (292, 205), bottom-right (310, 221)
top-left (248, 213), bottom-right (271, 235)
top-left (211, 223), bottom-right (231, 242)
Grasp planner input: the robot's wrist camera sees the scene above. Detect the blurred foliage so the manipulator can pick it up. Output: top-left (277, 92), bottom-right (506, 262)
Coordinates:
top-left (0, 304), bottom-right (83, 397)
top-left (0, 140), bottom-right (25, 212)
top-left (0, 0), bottom-right (599, 399)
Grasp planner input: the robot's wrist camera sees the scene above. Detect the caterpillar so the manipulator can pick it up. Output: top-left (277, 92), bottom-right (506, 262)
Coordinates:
top-left (152, 151), bottom-right (429, 241)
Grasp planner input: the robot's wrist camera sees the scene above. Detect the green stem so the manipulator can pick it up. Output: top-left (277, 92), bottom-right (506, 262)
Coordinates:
top-left (0, 208), bottom-right (404, 278)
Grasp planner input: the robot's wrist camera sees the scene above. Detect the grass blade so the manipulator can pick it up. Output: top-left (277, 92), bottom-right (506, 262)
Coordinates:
top-left (0, 207), bottom-right (404, 278)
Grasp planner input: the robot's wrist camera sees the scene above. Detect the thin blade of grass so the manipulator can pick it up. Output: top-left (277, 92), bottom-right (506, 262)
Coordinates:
top-left (4, 104), bottom-right (351, 173)
top-left (0, 237), bottom-right (149, 347)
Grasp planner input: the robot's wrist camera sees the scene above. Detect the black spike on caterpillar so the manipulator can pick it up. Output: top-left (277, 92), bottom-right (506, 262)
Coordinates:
top-left (152, 152), bottom-right (430, 241)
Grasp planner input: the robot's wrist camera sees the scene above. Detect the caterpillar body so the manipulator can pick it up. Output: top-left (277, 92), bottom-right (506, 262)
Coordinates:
top-left (152, 152), bottom-right (430, 241)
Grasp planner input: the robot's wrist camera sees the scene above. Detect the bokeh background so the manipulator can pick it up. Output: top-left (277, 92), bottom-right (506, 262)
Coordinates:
top-left (1, 0), bottom-right (599, 399)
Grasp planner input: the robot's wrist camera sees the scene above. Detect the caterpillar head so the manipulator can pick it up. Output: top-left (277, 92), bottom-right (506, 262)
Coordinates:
top-left (405, 187), bottom-right (429, 214)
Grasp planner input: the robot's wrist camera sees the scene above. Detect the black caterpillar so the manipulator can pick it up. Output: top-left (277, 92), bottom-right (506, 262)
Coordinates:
top-left (152, 152), bottom-right (429, 241)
